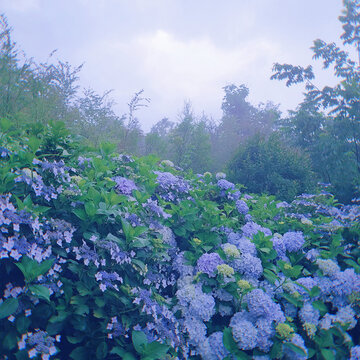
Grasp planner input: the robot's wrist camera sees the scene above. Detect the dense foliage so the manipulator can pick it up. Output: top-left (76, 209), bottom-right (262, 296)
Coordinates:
top-left (227, 134), bottom-right (316, 202)
top-left (271, 0), bottom-right (360, 203)
top-left (0, 120), bottom-right (360, 359)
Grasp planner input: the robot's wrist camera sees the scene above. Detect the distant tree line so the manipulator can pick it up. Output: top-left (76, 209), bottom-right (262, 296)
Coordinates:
top-left (1, 0), bottom-right (359, 203)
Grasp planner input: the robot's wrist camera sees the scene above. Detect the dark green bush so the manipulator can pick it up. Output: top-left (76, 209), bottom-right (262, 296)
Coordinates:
top-left (227, 134), bottom-right (316, 201)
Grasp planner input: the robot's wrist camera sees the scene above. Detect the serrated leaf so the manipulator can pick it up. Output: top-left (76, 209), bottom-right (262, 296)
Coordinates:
top-left (29, 285), bottom-right (51, 302)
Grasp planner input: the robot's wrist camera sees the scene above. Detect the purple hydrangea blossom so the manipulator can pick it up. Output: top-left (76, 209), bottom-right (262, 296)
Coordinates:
top-left (299, 302), bottom-right (320, 326)
top-left (154, 171), bottom-right (190, 201)
top-left (95, 271), bottom-right (123, 292)
top-left (142, 198), bottom-right (171, 219)
top-left (173, 252), bottom-right (194, 277)
top-left (188, 293), bottom-right (215, 322)
top-left (207, 332), bottom-right (230, 359)
top-left (183, 316), bottom-right (207, 346)
top-left (316, 259), bottom-right (340, 277)
top-left (227, 232), bottom-right (257, 256)
top-left (0, 146), bottom-right (11, 158)
top-left (15, 170), bottom-right (60, 202)
top-left (217, 179), bottom-right (235, 191)
top-left (230, 313), bottom-right (258, 350)
top-left (196, 253), bottom-right (224, 277)
top-left (350, 346), bottom-right (360, 360)
top-left (283, 334), bottom-right (307, 360)
top-left (255, 318), bottom-right (274, 352)
top-left (113, 176), bottom-right (137, 195)
top-left (241, 222), bottom-right (272, 238)
top-left (246, 289), bottom-right (285, 323)
top-left (332, 268), bottom-right (360, 297)
top-left (232, 253), bottom-right (263, 279)
top-left (282, 231), bottom-right (305, 252)
top-left (18, 330), bottom-right (59, 359)
top-left (236, 199), bottom-right (249, 215)
top-left (33, 158), bottom-right (71, 183)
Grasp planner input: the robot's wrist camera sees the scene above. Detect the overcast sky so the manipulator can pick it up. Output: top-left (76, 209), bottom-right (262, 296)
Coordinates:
top-left (1, 0), bottom-right (344, 131)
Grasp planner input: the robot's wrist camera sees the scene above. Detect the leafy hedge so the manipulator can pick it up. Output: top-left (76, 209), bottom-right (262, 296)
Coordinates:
top-left (0, 119), bottom-right (359, 360)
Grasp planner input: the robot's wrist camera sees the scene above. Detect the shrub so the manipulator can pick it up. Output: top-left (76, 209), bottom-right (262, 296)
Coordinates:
top-left (227, 133), bottom-right (316, 201)
top-left (0, 120), bottom-right (359, 359)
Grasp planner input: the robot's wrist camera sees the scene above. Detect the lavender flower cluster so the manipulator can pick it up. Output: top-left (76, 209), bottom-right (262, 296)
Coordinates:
top-left (154, 171), bottom-right (190, 202)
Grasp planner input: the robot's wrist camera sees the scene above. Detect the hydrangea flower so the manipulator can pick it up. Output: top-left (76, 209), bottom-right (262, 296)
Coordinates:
top-left (215, 172), bottom-right (226, 180)
top-left (283, 334), bottom-right (308, 360)
top-left (236, 199), bottom-right (249, 215)
top-left (316, 259), bottom-right (340, 277)
top-left (222, 243), bottom-right (240, 258)
top-left (246, 289), bottom-right (285, 323)
top-left (196, 253), bottom-right (223, 277)
top-left (255, 318), bottom-right (274, 352)
top-left (217, 179), bottom-right (235, 191)
top-left (230, 313), bottom-right (258, 350)
top-left (142, 198), bottom-right (171, 219)
top-left (154, 171), bottom-right (190, 201)
top-left (189, 293), bottom-right (215, 321)
top-left (183, 316), bottom-right (207, 346)
top-left (217, 264), bottom-right (235, 277)
top-left (350, 346), bottom-right (360, 360)
top-left (282, 231), bottom-right (305, 252)
top-left (227, 232), bottom-right (257, 256)
top-left (232, 253), bottom-right (263, 279)
top-left (207, 332), bottom-right (230, 359)
top-left (299, 302), bottom-right (320, 326)
top-left (113, 176), bottom-right (137, 195)
top-left (241, 222), bottom-right (272, 238)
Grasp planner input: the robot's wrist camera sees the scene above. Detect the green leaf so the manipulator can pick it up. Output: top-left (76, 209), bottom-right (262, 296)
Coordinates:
top-left (320, 349), bottom-right (335, 360)
top-left (132, 237), bottom-right (150, 248)
top-left (70, 347), bottom-right (88, 360)
top-left (85, 201), bottom-right (97, 217)
top-left (96, 342), bottom-right (108, 359)
top-left (132, 331), bottom-right (148, 354)
top-left (223, 327), bottom-right (238, 353)
top-left (312, 300), bottom-right (328, 316)
top-left (309, 286), bottom-right (321, 298)
top-left (73, 208), bottom-right (88, 221)
top-left (109, 347), bottom-right (126, 357)
top-left (29, 285), bottom-right (51, 302)
top-left (0, 298), bottom-right (19, 319)
top-left (16, 316), bottom-right (31, 333)
top-left (67, 335), bottom-right (84, 344)
top-left (28, 137), bottom-right (42, 152)
top-left (122, 354), bottom-right (137, 360)
top-left (16, 256), bottom-right (54, 282)
top-left (2, 331), bottom-right (17, 350)
top-left (263, 268), bottom-right (279, 284)
top-left (143, 341), bottom-right (169, 359)
top-left (283, 342), bottom-right (307, 357)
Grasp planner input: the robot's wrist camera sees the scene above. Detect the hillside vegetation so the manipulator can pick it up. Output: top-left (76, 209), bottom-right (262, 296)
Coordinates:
top-left (0, 120), bottom-right (359, 359)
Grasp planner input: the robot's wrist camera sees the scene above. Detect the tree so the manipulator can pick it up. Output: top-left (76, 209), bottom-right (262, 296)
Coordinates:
top-left (228, 133), bottom-right (316, 201)
top-left (212, 84), bottom-right (279, 171)
top-left (168, 102), bottom-right (212, 172)
top-left (271, 0), bottom-right (360, 202)
top-left (144, 117), bottom-right (174, 157)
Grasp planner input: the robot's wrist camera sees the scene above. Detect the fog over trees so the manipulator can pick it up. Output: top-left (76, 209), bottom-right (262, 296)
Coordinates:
top-left (0, 0), bottom-right (359, 203)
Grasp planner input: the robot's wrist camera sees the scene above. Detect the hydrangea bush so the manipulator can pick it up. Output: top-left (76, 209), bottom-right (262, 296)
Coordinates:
top-left (0, 119), bottom-right (359, 359)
